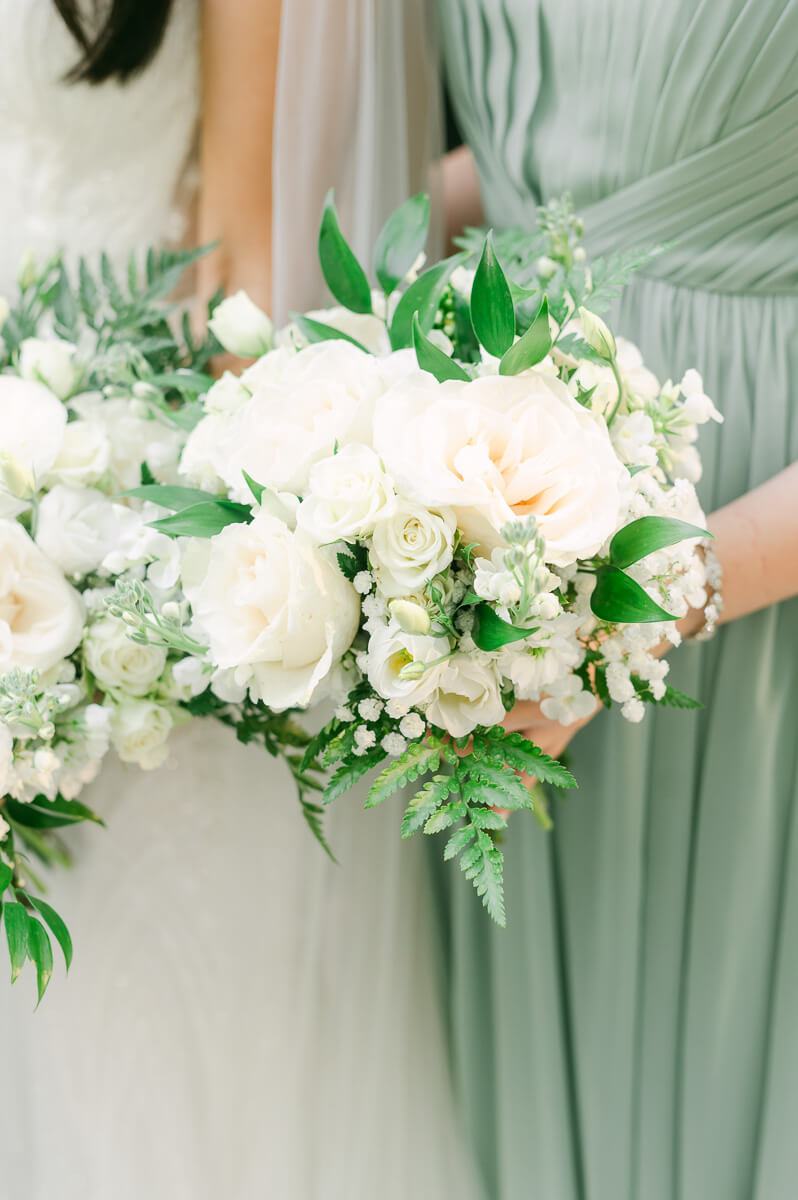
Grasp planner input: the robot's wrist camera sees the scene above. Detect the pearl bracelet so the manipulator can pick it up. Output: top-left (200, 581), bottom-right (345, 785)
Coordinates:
top-left (690, 540), bottom-right (724, 642)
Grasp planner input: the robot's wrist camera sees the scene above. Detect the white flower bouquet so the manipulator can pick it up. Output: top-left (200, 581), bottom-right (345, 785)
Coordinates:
top-left (135, 194), bottom-right (721, 926)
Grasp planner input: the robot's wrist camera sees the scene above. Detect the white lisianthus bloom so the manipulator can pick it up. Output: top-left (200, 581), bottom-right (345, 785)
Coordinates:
top-left (365, 620), bottom-right (445, 708)
top-left (425, 654), bottom-right (505, 738)
top-left (370, 500), bottom-right (456, 598)
top-left (0, 376), bottom-right (66, 514)
top-left (35, 485), bottom-right (120, 576)
top-left (47, 420), bottom-right (111, 487)
top-left (110, 699), bottom-right (174, 769)
top-left (212, 341), bottom-right (385, 500)
top-left (0, 520), bottom-right (84, 673)
top-left (375, 371), bottom-right (629, 567)
top-left (19, 337), bottom-right (81, 399)
top-left (297, 444), bottom-right (396, 544)
top-left (183, 512), bottom-right (360, 711)
top-left (540, 676), bottom-right (598, 725)
top-left (84, 616), bottom-right (168, 697)
top-left (209, 291), bottom-right (274, 357)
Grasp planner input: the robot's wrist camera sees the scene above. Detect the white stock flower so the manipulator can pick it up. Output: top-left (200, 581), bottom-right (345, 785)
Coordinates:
top-left (35, 485), bottom-right (119, 576)
top-left (679, 370), bottom-right (723, 425)
top-left (370, 500), bottom-right (456, 598)
top-left (47, 420), bottom-right (111, 487)
top-left (212, 341), bottom-right (385, 500)
top-left (19, 337), bottom-right (81, 399)
top-left (0, 520), bottom-right (84, 673)
top-left (209, 291), bottom-right (274, 357)
top-left (540, 676), bottom-right (598, 725)
top-left (110, 699), bottom-right (173, 769)
top-left (0, 376), bottom-right (66, 514)
top-left (183, 512), bottom-right (360, 711)
top-left (375, 371), bottom-right (628, 567)
top-left (297, 444), bottom-right (396, 544)
top-left (611, 410), bottom-right (658, 467)
top-left (425, 655), bottom-right (505, 738)
top-left (84, 616), bottom-right (168, 696)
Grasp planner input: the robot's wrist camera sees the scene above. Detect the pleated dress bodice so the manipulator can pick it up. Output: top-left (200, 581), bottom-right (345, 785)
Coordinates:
top-left (435, 5), bottom-right (798, 1200)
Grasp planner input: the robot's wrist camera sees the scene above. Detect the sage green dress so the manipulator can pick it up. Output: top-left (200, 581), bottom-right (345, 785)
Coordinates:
top-left (435, 3), bottom-right (798, 1197)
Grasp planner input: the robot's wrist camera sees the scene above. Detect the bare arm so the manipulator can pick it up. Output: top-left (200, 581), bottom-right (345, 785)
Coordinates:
top-left (196, 0), bottom-right (282, 312)
top-left (442, 145), bottom-right (485, 252)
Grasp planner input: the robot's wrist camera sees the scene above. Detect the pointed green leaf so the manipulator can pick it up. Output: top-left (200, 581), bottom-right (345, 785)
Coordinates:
top-left (470, 231), bottom-right (515, 357)
top-left (0, 863), bottom-right (12, 896)
top-left (291, 313), bottom-right (369, 353)
top-left (27, 898), bottom-right (73, 971)
top-left (26, 919), bottom-right (53, 1006)
top-left (389, 257), bottom-right (460, 350)
top-left (1, 795), bottom-right (103, 831)
top-left (472, 604), bottom-right (537, 651)
top-left (412, 314), bottom-right (470, 383)
top-left (148, 500), bottom-right (252, 539)
top-left (609, 516), bottom-right (709, 570)
top-left (318, 190), bottom-right (373, 314)
top-left (4, 902), bottom-right (29, 983)
top-left (499, 296), bottom-right (552, 375)
top-left (590, 564), bottom-right (674, 623)
top-left (241, 470), bottom-right (267, 506)
top-left (123, 484), bottom-right (220, 510)
top-left (375, 193), bottom-right (431, 295)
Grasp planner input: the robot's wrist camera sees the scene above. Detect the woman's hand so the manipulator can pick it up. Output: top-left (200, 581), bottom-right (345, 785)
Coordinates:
top-left (502, 697), bottom-right (598, 762)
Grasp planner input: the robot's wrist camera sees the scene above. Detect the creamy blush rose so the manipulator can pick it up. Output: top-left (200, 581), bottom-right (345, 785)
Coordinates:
top-left (374, 372), bottom-right (629, 567)
top-left (183, 512), bottom-right (360, 711)
top-left (0, 520), bottom-right (84, 673)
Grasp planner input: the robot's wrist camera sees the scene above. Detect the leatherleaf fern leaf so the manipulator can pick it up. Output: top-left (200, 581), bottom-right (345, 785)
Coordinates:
top-left (479, 729), bottom-right (578, 789)
top-left (366, 740), bottom-right (443, 809)
top-left (401, 774), bottom-right (459, 838)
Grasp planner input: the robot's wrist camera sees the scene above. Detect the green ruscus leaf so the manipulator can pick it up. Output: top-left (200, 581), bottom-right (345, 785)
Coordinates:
top-left (374, 193), bottom-right (431, 295)
top-left (318, 190), bottom-right (373, 314)
top-left (590, 564), bottom-right (675, 624)
top-left (4, 902), bottom-right (29, 983)
top-left (470, 231), bottom-right (515, 357)
top-left (499, 295), bottom-right (552, 375)
top-left (26, 918), bottom-right (53, 1006)
top-left (28, 897), bottom-right (73, 971)
top-left (472, 603), bottom-right (537, 651)
top-left (123, 484), bottom-right (220, 511)
top-left (290, 313), bottom-right (369, 353)
top-left (412, 313), bottom-right (470, 383)
top-left (148, 500), bottom-right (252, 539)
top-left (609, 516), bottom-right (710, 570)
top-left (389, 257), bottom-right (461, 350)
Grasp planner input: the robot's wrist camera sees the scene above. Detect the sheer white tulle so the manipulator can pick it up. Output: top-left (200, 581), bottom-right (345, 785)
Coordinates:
top-left (0, 3), bottom-right (483, 1197)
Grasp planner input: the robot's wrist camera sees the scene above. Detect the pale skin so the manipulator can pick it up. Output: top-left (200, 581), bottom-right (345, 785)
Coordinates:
top-left (442, 144), bottom-right (798, 761)
top-left (196, 0), bottom-right (282, 316)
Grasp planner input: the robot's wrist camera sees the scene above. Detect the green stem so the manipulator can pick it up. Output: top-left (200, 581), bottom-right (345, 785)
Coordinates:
top-left (605, 355), bottom-right (625, 427)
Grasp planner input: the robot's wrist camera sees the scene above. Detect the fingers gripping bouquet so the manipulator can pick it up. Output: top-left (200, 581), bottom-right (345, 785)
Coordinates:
top-left (140, 194), bottom-right (721, 926)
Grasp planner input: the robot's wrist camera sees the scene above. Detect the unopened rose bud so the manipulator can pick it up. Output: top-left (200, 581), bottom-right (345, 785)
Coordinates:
top-left (19, 337), bottom-right (82, 399)
top-left (389, 599), bottom-right (431, 636)
top-left (578, 307), bottom-right (617, 361)
top-left (17, 250), bottom-right (37, 292)
top-left (208, 291), bottom-right (274, 358)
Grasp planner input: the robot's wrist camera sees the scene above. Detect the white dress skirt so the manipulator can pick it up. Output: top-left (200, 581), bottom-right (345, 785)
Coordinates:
top-left (0, 3), bottom-right (483, 1196)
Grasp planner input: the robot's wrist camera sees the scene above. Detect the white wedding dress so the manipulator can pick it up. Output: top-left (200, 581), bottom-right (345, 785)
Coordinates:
top-left (0, 4), bottom-right (483, 1198)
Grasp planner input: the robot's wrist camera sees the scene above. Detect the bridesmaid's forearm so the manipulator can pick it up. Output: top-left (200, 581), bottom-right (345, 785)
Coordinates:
top-left (679, 461), bottom-right (798, 636)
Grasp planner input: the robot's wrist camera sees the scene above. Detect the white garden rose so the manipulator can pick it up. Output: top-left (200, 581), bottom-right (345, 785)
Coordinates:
top-left (375, 371), bottom-right (629, 567)
top-left (36, 485), bottom-right (119, 576)
top-left (84, 615), bottom-right (168, 696)
top-left (19, 337), bottom-right (81, 399)
top-left (47, 419), bottom-right (111, 487)
top-left (110, 699), bottom-right (174, 769)
top-left (425, 654), bottom-right (505, 738)
top-left (369, 500), bottom-right (456, 597)
top-left (0, 520), bottom-right (84, 673)
top-left (297, 444), bottom-right (395, 544)
top-left (0, 376), bottom-right (66, 514)
top-left (183, 512), bottom-right (360, 711)
top-left (214, 341), bottom-right (385, 499)
top-left (209, 290), bottom-right (274, 357)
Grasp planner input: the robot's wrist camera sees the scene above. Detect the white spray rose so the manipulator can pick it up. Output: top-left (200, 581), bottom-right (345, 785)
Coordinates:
top-left (47, 420), bottom-right (111, 487)
top-left (110, 699), bottom-right (173, 769)
top-left (35, 485), bottom-right (119, 576)
top-left (209, 291), bottom-right (274, 357)
top-left (213, 341), bottom-right (385, 499)
top-left (425, 654), bottom-right (505, 738)
top-left (19, 337), bottom-right (81, 399)
top-left (370, 501), bottom-right (456, 598)
top-left (375, 371), bottom-right (628, 567)
top-left (0, 520), bottom-right (84, 673)
top-left (0, 376), bottom-right (66, 514)
top-left (183, 512), bottom-right (360, 711)
top-left (297, 444), bottom-right (396, 544)
top-left (84, 616), bottom-right (168, 696)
